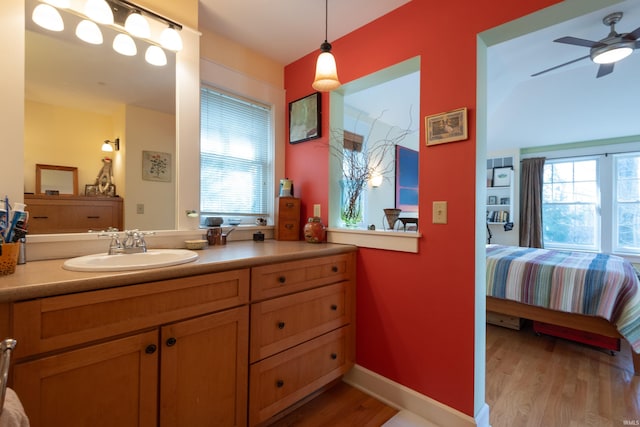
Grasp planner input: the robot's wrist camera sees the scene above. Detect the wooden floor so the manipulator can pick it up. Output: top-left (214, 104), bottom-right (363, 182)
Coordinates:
top-left (269, 381), bottom-right (398, 427)
top-left (486, 321), bottom-right (640, 427)
top-left (271, 322), bottom-right (639, 427)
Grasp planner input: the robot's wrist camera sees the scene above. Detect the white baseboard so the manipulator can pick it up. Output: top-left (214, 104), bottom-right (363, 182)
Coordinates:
top-left (343, 365), bottom-right (491, 427)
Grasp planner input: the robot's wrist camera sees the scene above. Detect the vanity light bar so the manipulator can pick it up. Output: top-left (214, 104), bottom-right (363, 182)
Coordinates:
top-left (33, 0), bottom-right (183, 57)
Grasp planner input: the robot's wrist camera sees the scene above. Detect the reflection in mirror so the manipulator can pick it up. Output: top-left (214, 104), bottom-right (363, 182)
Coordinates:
top-left (341, 65), bottom-right (420, 231)
top-left (24, 0), bottom-right (177, 233)
top-left (36, 164), bottom-right (78, 195)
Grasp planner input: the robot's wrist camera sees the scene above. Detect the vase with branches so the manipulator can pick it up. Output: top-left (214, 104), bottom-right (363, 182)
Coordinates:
top-left (329, 110), bottom-right (414, 227)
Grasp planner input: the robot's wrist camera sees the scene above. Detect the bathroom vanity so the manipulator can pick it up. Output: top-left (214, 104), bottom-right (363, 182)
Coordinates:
top-left (0, 241), bottom-right (356, 427)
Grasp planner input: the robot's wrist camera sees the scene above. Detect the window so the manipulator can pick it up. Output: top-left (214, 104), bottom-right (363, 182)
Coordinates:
top-left (542, 158), bottom-right (599, 251)
top-left (540, 151), bottom-right (640, 257)
top-left (200, 86), bottom-right (272, 222)
top-left (614, 153), bottom-right (640, 253)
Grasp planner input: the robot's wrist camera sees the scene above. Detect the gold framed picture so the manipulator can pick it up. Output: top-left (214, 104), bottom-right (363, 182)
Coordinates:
top-left (425, 107), bottom-right (468, 146)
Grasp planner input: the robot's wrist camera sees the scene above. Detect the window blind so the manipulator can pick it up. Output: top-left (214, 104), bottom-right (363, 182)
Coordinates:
top-left (200, 86), bottom-right (271, 216)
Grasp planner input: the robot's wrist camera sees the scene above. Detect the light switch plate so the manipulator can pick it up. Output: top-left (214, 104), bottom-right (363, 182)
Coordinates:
top-left (433, 201), bottom-right (447, 224)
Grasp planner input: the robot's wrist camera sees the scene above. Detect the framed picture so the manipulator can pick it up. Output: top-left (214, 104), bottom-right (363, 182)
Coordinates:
top-left (289, 92), bottom-right (321, 144)
top-left (488, 196), bottom-right (497, 205)
top-left (500, 197), bottom-right (510, 205)
top-left (142, 151), bottom-right (171, 182)
top-left (84, 184), bottom-right (98, 196)
top-left (492, 166), bottom-right (512, 187)
top-left (425, 107), bottom-right (468, 146)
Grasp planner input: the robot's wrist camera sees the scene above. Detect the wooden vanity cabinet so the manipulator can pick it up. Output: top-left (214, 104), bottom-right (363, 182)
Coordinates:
top-left (24, 194), bottom-right (123, 234)
top-left (248, 253), bottom-right (356, 426)
top-left (11, 270), bottom-right (250, 427)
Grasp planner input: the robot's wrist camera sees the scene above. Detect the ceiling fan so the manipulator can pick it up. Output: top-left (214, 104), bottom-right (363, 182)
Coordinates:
top-left (532, 11), bottom-right (640, 78)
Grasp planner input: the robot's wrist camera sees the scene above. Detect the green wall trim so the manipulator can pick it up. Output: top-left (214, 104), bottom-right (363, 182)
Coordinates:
top-left (520, 135), bottom-right (640, 155)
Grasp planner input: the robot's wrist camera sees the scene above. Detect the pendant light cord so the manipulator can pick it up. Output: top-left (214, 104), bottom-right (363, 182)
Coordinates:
top-left (324, 0), bottom-right (328, 43)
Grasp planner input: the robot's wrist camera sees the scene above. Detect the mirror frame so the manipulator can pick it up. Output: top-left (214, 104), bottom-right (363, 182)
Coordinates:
top-left (35, 164), bottom-right (78, 195)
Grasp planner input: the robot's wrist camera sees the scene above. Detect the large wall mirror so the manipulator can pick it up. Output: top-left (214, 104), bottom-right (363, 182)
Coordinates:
top-left (24, 0), bottom-right (177, 233)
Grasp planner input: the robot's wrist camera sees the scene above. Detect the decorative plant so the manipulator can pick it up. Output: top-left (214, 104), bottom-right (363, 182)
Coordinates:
top-left (329, 110), bottom-right (414, 227)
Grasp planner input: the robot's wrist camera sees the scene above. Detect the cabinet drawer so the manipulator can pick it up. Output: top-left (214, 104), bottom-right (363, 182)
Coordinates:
top-left (277, 198), bottom-right (300, 220)
top-left (12, 269), bottom-right (249, 358)
top-left (276, 221), bottom-right (299, 241)
top-left (249, 326), bottom-right (352, 427)
top-left (250, 282), bottom-right (351, 362)
top-left (251, 253), bottom-right (354, 300)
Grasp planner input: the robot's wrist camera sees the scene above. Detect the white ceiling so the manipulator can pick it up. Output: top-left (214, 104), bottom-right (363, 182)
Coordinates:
top-left (198, 0), bottom-right (411, 65)
top-left (487, 0), bottom-right (640, 152)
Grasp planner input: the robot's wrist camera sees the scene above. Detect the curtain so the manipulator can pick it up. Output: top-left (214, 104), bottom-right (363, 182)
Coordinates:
top-left (519, 157), bottom-right (545, 248)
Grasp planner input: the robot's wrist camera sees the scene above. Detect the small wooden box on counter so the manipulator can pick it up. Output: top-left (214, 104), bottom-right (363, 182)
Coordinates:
top-left (275, 197), bottom-right (300, 241)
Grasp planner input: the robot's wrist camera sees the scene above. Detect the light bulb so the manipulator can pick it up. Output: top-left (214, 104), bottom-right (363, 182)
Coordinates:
top-left (32, 4), bottom-right (64, 32)
top-left (76, 20), bottom-right (103, 45)
top-left (124, 12), bottom-right (150, 38)
top-left (113, 34), bottom-right (137, 56)
top-left (84, 0), bottom-right (113, 25)
top-left (160, 26), bottom-right (183, 51)
top-left (145, 46), bottom-right (167, 66)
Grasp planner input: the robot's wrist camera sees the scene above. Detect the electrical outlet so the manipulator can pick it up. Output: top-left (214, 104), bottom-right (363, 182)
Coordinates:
top-left (136, 203), bottom-right (144, 214)
top-left (433, 201), bottom-right (447, 224)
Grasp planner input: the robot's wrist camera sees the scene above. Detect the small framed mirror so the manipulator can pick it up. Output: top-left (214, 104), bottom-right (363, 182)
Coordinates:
top-left (36, 164), bottom-right (78, 195)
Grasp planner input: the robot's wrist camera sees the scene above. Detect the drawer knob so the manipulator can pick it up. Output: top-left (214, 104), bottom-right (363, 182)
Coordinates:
top-left (331, 266), bottom-right (338, 273)
top-left (330, 353), bottom-right (337, 360)
top-left (285, 223), bottom-right (294, 230)
top-left (166, 337), bottom-right (177, 347)
top-left (330, 304), bottom-right (338, 311)
top-left (145, 344), bottom-right (157, 354)
top-left (276, 379), bottom-right (284, 388)
top-left (277, 321), bottom-right (286, 329)
top-left (278, 276), bottom-right (286, 284)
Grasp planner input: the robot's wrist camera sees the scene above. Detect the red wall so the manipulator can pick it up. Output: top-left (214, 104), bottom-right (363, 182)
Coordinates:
top-left (284, 0), bottom-right (559, 416)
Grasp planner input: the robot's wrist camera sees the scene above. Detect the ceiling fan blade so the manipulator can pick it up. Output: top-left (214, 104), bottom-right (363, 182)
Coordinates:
top-left (554, 36), bottom-right (604, 48)
top-left (531, 55), bottom-right (590, 77)
top-left (596, 63), bottom-right (614, 78)
top-left (623, 26), bottom-right (640, 41)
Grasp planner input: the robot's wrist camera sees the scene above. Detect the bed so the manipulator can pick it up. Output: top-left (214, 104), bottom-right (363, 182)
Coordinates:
top-left (485, 244), bottom-right (640, 375)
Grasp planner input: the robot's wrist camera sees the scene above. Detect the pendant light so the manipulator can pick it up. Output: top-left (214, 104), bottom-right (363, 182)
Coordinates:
top-left (312, 0), bottom-right (341, 92)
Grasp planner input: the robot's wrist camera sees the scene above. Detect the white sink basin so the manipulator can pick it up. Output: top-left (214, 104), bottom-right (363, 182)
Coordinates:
top-left (63, 249), bottom-right (199, 272)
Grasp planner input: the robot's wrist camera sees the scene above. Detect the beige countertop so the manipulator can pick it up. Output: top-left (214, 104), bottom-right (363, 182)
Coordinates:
top-left (0, 241), bottom-right (356, 303)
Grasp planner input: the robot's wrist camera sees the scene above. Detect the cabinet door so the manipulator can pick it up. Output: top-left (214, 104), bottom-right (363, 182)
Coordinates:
top-left (13, 331), bottom-right (158, 427)
top-left (160, 306), bottom-right (249, 427)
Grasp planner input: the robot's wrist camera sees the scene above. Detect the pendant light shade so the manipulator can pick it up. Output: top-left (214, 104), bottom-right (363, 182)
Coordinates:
top-left (124, 12), bottom-right (151, 38)
top-left (32, 4), bottom-right (64, 32)
top-left (312, 42), bottom-right (341, 91)
top-left (113, 33), bottom-right (137, 56)
top-left (84, 0), bottom-right (114, 25)
top-left (76, 20), bottom-right (103, 44)
top-left (145, 45), bottom-right (167, 66)
top-left (312, 0), bottom-right (340, 92)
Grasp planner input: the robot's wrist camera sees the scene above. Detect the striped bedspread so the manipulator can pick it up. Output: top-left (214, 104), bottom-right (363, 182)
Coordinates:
top-left (486, 244), bottom-right (640, 353)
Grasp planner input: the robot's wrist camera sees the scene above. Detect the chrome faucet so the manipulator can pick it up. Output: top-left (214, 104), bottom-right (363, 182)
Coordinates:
top-left (100, 230), bottom-right (155, 255)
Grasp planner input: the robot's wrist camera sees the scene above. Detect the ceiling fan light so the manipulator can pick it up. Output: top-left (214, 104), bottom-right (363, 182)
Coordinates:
top-left (113, 33), bottom-right (137, 56)
top-left (84, 0), bottom-right (114, 25)
top-left (591, 45), bottom-right (633, 64)
top-left (76, 20), bottom-right (103, 44)
top-left (312, 47), bottom-right (341, 92)
top-left (32, 4), bottom-right (64, 32)
top-left (160, 27), bottom-right (183, 51)
top-left (124, 12), bottom-right (151, 38)
top-left (145, 45), bottom-right (167, 66)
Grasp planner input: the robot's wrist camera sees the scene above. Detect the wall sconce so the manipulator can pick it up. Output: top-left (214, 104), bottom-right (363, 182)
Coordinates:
top-left (370, 173), bottom-right (383, 188)
top-left (102, 138), bottom-right (120, 152)
top-left (31, 0), bottom-right (183, 67)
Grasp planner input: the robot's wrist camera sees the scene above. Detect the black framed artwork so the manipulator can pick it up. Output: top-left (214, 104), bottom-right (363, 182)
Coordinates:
top-left (289, 92), bottom-right (321, 144)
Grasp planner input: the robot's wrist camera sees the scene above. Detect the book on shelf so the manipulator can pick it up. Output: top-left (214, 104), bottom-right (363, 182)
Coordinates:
top-left (487, 210), bottom-right (509, 223)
